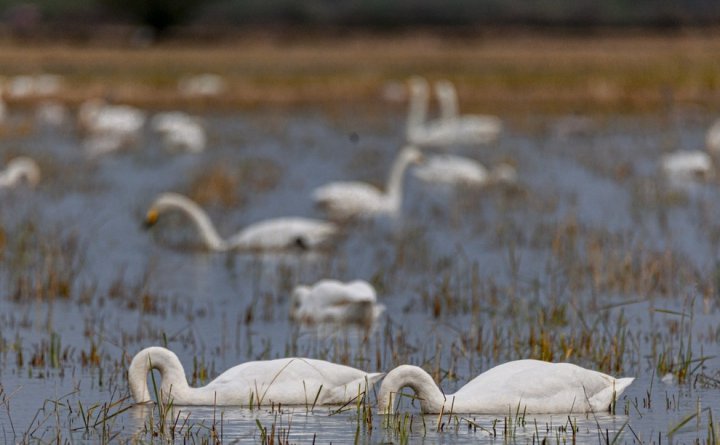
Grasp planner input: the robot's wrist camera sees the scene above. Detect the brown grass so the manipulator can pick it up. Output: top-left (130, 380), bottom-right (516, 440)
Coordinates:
top-left (1, 30), bottom-right (720, 113)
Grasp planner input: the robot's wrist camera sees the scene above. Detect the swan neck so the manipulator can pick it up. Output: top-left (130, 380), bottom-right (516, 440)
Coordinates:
top-left (407, 84), bottom-right (429, 135)
top-left (438, 86), bottom-right (459, 121)
top-left (384, 151), bottom-right (413, 210)
top-left (165, 198), bottom-right (228, 251)
top-left (379, 365), bottom-right (446, 413)
top-left (128, 348), bottom-right (192, 404)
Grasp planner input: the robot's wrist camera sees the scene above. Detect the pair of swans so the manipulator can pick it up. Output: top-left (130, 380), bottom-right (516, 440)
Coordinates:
top-left (413, 154), bottom-right (517, 187)
top-left (145, 192), bottom-right (338, 252)
top-left (406, 77), bottom-right (502, 148)
top-left (290, 279), bottom-right (385, 324)
top-left (312, 146), bottom-right (423, 220)
top-left (151, 112), bottom-right (207, 153)
top-left (129, 347), bottom-right (633, 414)
top-left (0, 157), bottom-right (41, 188)
top-left (78, 98), bottom-right (147, 157)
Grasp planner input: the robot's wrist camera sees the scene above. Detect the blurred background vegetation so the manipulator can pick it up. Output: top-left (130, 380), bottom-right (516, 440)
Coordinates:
top-left (0, 0), bottom-right (719, 40)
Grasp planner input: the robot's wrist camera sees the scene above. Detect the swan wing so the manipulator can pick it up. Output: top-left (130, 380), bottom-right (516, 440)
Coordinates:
top-left (414, 155), bottom-right (489, 184)
top-left (309, 279), bottom-right (377, 305)
top-left (230, 217), bottom-right (337, 250)
top-left (661, 150), bottom-right (713, 179)
top-left (312, 182), bottom-right (386, 217)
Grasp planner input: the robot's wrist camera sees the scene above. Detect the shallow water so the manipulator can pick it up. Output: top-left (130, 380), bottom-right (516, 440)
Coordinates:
top-left (1, 107), bottom-right (720, 443)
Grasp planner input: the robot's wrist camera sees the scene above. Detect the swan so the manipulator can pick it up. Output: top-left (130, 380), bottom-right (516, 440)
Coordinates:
top-left (129, 346), bottom-right (383, 406)
top-left (660, 150), bottom-right (714, 183)
top-left (434, 80), bottom-right (502, 143)
top-left (290, 279), bottom-right (385, 324)
top-left (312, 146), bottom-right (423, 220)
top-left (406, 77), bottom-right (499, 147)
top-left (0, 157), bottom-right (41, 188)
top-left (413, 154), bottom-right (517, 186)
top-left (707, 119), bottom-right (720, 153)
top-left (78, 99), bottom-right (146, 156)
top-left (145, 192), bottom-right (339, 252)
top-left (378, 360), bottom-right (634, 414)
top-left (151, 112), bottom-right (206, 153)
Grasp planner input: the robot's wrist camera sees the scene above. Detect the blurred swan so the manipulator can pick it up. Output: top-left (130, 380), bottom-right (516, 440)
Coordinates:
top-left (290, 279), bottom-right (385, 324)
top-left (378, 360), bottom-right (634, 414)
top-left (35, 101), bottom-right (68, 128)
top-left (78, 99), bottom-right (146, 156)
top-left (312, 146), bottom-right (422, 220)
top-left (145, 192), bottom-right (339, 252)
top-left (0, 157), bottom-right (41, 188)
top-left (406, 77), bottom-right (499, 147)
top-left (660, 150), bottom-right (714, 183)
top-left (7, 74), bottom-right (63, 99)
top-left (129, 346), bottom-right (382, 406)
top-left (151, 112), bottom-right (206, 153)
top-left (707, 119), bottom-right (720, 153)
top-left (178, 74), bottom-right (226, 97)
top-left (434, 80), bottom-right (502, 143)
top-left (413, 154), bottom-right (517, 186)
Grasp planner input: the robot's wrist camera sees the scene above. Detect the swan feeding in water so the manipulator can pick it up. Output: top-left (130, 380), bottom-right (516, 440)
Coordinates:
top-left (312, 146), bottom-right (423, 220)
top-left (660, 150), bottom-right (714, 184)
top-left (128, 346), bottom-right (383, 406)
top-left (406, 77), bottom-right (500, 148)
top-left (378, 360), bottom-right (634, 414)
top-left (290, 279), bottom-right (385, 324)
top-left (151, 112), bottom-right (207, 153)
top-left (0, 157), bottom-right (41, 188)
top-left (413, 154), bottom-right (517, 186)
top-left (144, 192), bottom-right (339, 252)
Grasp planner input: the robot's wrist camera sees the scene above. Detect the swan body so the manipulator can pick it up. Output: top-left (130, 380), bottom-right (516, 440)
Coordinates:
top-left (707, 119), bottom-right (720, 153)
top-left (378, 360), bottom-right (634, 414)
top-left (413, 154), bottom-right (517, 186)
top-left (178, 74), bottom-right (226, 97)
top-left (145, 192), bottom-right (339, 252)
top-left (78, 99), bottom-right (146, 156)
top-left (312, 146), bottom-right (422, 220)
top-left (129, 346), bottom-right (382, 406)
top-left (151, 112), bottom-right (207, 153)
top-left (406, 77), bottom-right (500, 147)
top-left (0, 157), bottom-right (41, 188)
top-left (434, 80), bottom-right (502, 144)
top-left (661, 150), bottom-right (714, 182)
top-left (290, 279), bottom-right (385, 324)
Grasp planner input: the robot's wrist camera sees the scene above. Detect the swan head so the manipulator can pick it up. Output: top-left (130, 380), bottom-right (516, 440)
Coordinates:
top-left (407, 76), bottom-right (429, 98)
top-left (6, 157), bottom-right (41, 187)
top-left (143, 193), bottom-right (192, 229)
top-left (400, 146), bottom-right (424, 165)
top-left (144, 208), bottom-right (159, 228)
top-left (434, 80), bottom-right (455, 98)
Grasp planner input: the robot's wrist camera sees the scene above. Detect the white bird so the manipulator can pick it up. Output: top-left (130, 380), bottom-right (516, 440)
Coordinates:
top-left (660, 150), bottom-right (714, 183)
top-left (78, 99), bottom-right (146, 156)
top-left (129, 346), bottom-right (383, 406)
top-left (178, 74), bottom-right (226, 97)
top-left (378, 360), bottom-right (634, 414)
top-left (151, 112), bottom-right (207, 153)
top-left (145, 192), bottom-right (339, 252)
top-left (434, 79), bottom-right (502, 143)
top-left (707, 119), bottom-right (720, 153)
top-left (0, 157), bottom-right (41, 188)
top-left (290, 279), bottom-right (385, 324)
top-left (406, 77), bottom-right (500, 147)
top-left (413, 154), bottom-right (517, 186)
top-left (312, 146), bottom-right (423, 220)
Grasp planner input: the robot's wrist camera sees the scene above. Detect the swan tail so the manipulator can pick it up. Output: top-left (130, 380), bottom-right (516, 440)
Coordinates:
top-left (588, 377), bottom-right (634, 411)
top-left (324, 373), bottom-right (385, 404)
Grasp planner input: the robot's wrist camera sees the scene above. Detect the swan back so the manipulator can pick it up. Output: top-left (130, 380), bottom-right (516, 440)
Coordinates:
top-left (229, 217), bottom-right (338, 251)
top-left (290, 279), bottom-right (380, 324)
top-left (413, 154), bottom-right (489, 185)
top-left (0, 157), bottom-right (41, 188)
top-left (661, 150), bottom-right (714, 181)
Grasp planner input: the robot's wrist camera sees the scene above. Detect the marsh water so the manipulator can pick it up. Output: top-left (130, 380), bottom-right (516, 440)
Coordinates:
top-left (1, 106), bottom-right (720, 443)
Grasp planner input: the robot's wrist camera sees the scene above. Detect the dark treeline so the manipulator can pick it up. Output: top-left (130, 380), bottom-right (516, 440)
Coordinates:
top-left (1, 0), bottom-right (720, 38)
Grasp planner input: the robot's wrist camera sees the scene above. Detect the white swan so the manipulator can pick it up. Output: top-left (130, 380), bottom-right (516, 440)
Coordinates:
top-left (434, 79), bottom-right (502, 143)
top-left (78, 99), bottom-right (146, 156)
top-left (129, 346), bottom-right (382, 406)
top-left (151, 112), bottom-right (206, 153)
top-left (145, 192), bottom-right (339, 252)
top-left (413, 154), bottom-right (517, 186)
top-left (290, 279), bottom-right (385, 324)
top-left (312, 146), bottom-right (423, 220)
top-left (406, 77), bottom-right (499, 147)
top-left (707, 119), bottom-right (720, 153)
top-left (378, 360), bottom-right (634, 414)
top-left (660, 150), bottom-right (714, 183)
top-left (0, 157), bottom-right (41, 188)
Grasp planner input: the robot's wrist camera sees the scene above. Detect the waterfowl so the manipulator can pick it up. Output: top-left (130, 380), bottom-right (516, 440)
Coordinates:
top-left (434, 79), bottom-right (502, 144)
top-left (413, 154), bottom-right (517, 186)
top-left (378, 360), bottom-right (634, 414)
top-left (78, 99), bottom-right (146, 156)
top-left (290, 279), bottom-right (385, 324)
top-left (660, 150), bottom-right (714, 182)
top-left (128, 346), bottom-right (382, 406)
top-left (312, 146), bottom-right (423, 220)
top-left (707, 119), bottom-right (720, 153)
top-left (151, 112), bottom-right (206, 153)
top-left (145, 192), bottom-right (339, 252)
top-left (0, 157), bottom-right (41, 188)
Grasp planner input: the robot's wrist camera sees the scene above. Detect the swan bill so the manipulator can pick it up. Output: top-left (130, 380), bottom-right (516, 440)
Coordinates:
top-left (144, 209), bottom-right (159, 228)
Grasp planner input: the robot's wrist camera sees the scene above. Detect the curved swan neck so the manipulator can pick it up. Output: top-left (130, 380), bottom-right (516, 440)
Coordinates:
top-left (384, 148), bottom-right (418, 211)
top-left (128, 347), bottom-right (192, 404)
top-left (152, 193), bottom-right (228, 251)
top-left (378, 365), bottom-right (446, 413)
top-left (406, 78), bottom-right (429, 136)
top-left (0, 158), bottom-right (40, 187)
